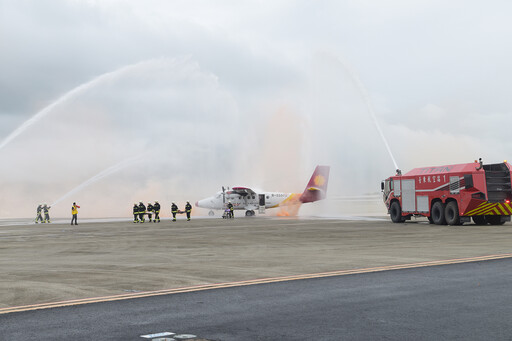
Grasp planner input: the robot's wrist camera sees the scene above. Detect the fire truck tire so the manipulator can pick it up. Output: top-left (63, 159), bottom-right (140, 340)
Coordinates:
top-left (485, 215), bottom-right (505, 225)
top-left (390, 201), bottom-right (404, 223)
top-left (445, 201), bottom-right (461, 225)
top-left (431, 202), bottom-right (446, 225)
top-left (472, 216), bottom-right (486, 225)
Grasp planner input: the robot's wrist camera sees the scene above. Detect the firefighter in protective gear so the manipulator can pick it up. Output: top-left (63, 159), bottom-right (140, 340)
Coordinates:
top-left (227, 201), bottom-right (234, 219)
top-left (71, 202), bottom-right (80, 225)
top-left (133, 203), bottom-right (139, 223)
top-left (154, 201), bottom-right (161, 223)
top-left (43, 204), bottom-right (51, 223)
top-left (35, 204), bottom-right (43, 224)
top-left (138, 202), bottom-right (146, 223)
top-left (171, 202), bottom-right (178, 221)
top-left (147, 202), bottom-right (154, 222)
top-left (185, 201), bottom-right (192, 221)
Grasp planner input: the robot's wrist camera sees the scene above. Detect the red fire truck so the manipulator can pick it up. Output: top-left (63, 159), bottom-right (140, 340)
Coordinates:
top-left (381, 159), bottom-right (512, 225)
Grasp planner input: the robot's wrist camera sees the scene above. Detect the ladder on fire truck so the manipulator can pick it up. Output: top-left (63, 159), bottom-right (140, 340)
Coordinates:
top-left (483, 163), bottom-right (512, 202)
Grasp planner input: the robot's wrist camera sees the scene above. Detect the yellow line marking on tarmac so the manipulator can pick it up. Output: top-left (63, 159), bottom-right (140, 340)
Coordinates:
top-left (2, 253), bottom-right (512, 315)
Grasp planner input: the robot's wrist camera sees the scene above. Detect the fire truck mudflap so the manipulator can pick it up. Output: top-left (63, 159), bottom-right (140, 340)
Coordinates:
top-left (381, 159), bottom-right (512, 225)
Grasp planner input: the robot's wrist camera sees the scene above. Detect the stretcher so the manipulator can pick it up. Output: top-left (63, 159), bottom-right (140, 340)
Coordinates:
top-left (222, 209), bottom-right (233, 219)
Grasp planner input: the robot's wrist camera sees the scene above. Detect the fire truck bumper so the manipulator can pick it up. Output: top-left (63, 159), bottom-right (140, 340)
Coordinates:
top-left (464, 201), bottom-right (512, 216)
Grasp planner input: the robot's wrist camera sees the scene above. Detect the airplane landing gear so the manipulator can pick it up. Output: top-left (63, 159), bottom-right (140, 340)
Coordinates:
top-left (245, 210), bottom-right (255, 217)
top-left (208, 210), bottom-right (215, 216)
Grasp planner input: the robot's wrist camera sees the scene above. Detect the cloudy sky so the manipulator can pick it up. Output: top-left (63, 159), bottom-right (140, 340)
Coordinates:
top-left (1, 0), bottom-right (511, 218)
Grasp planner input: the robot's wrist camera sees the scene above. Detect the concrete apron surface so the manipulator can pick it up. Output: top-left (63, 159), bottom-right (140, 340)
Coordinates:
top-left (1, 217), bottom-right (511, 308)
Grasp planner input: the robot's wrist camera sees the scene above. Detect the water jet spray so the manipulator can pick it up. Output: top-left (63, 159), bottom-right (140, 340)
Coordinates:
top-left (0, 59), bottom-right (161, 152)
top-left (50, 155), bottom-right (144, 207)
top-left (337, 57), bottom-right (399, 171)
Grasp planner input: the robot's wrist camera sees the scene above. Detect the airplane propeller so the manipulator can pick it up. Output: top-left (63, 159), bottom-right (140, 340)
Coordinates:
top-left (222, 186), bottom-right (226, 204)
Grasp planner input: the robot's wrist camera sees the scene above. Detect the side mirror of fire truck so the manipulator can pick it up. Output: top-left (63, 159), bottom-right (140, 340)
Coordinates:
top-left (381, 181), bottom-right (384, 191)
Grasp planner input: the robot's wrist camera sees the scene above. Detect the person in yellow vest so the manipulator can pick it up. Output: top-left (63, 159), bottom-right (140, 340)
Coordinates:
top-left (71, 202), bottom-right (80, 225)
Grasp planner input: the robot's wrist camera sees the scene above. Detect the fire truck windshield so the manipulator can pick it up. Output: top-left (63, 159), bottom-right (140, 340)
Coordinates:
top-left (382, 179), bottom-right (392, 197)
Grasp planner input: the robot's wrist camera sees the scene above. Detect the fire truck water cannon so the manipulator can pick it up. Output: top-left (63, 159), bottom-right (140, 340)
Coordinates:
top-left (381, 159), bottom-right (512, 226)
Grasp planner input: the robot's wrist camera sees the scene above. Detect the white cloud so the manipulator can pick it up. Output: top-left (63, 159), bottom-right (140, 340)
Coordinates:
top-left (1, 0), bottom-right (512, 217)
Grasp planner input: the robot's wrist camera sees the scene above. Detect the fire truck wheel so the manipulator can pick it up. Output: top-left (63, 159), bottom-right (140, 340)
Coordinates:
top-left (445, 201), bottom-right (461, 225)
top-left (472, 216), bottom-right (486, 225)
top-left (431, 202), bottom-right (446, 225)
top-left (485, 215), bottom-right (505, 225)
top-left (390, 201), bottom-right (404, 223)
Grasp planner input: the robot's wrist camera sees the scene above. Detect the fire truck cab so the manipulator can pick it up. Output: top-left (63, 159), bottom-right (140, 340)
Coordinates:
top-left (381, 159), bottom-right (512, 225)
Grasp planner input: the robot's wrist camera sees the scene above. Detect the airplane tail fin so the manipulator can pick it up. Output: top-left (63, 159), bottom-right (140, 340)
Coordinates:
top-left (299, 165), bottom-right (330, 203)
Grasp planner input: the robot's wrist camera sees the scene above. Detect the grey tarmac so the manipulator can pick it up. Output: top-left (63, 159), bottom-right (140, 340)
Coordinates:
top-left (1, 258), bottom-right (512, 340)
top-left (1, 216), bottom-right (512, 309)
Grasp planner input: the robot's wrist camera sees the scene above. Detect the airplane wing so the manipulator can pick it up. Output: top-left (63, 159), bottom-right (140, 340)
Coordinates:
top-left (230, 187), bottom-right (257, 196)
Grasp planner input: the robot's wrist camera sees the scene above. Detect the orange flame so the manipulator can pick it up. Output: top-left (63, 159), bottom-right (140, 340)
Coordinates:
top-left (277, 193), bottom-right (302, 217)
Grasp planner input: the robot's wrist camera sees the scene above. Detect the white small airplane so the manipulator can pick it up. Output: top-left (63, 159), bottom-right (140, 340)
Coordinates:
top-left (195, 165), bottom-right (330, 216)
